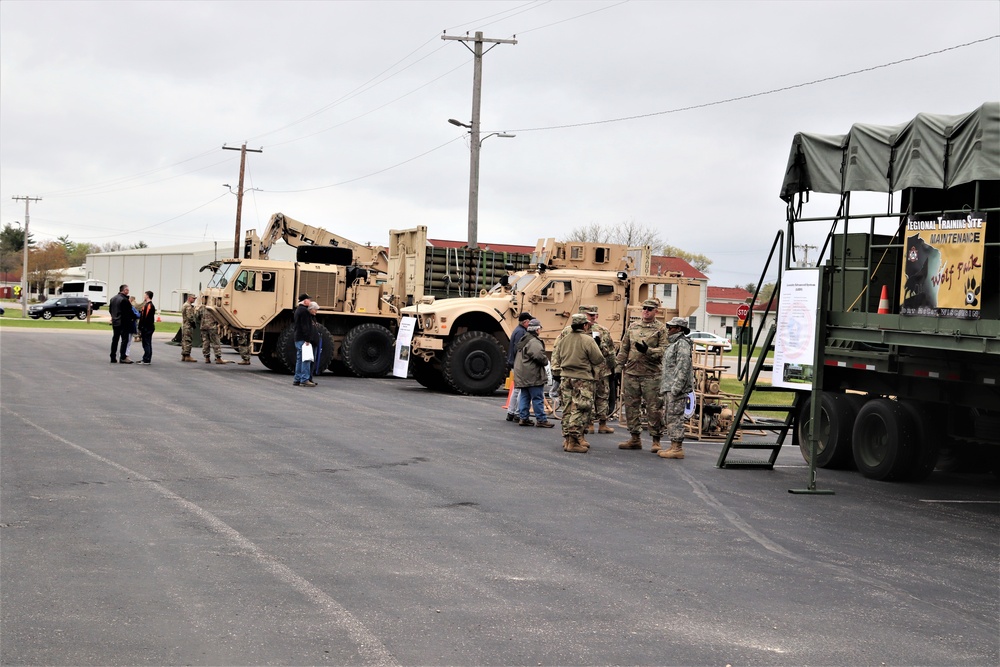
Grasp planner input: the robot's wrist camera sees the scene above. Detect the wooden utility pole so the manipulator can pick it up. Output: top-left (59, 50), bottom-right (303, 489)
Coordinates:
top-left (442, 31), bottom-right (516, 250)
top-left (12, 195), bottom-right (40, 318)
top-left (223, 144), bottom-right (262, 258)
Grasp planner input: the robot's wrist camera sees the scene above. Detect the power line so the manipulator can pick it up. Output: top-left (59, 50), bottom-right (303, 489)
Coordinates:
top-left (260, 137), bottom-right (464, 193)
top-left (504, 34), bottom-right (1000, 133)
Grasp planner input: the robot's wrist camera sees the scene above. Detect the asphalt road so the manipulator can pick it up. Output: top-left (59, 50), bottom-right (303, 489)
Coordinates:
top-left (2, 330), bottom-right (998, 666)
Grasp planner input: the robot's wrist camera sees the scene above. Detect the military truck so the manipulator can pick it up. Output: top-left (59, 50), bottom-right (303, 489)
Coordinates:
top-left (720, 102), bottom-right (999, 482)
top-left (399, 238), bottom-right (703, 395)
top-left (203, 212), bottom-right (406, 377)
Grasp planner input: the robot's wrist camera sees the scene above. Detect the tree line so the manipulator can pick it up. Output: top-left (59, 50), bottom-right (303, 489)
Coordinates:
top-left (0, 224), bottom-right (145, 295)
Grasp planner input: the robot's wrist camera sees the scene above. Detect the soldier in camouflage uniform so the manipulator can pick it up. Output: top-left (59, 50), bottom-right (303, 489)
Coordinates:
top-left (614, 298), bottom-right (669, 452)
top-left (236, 331), bottom-right (252, 365)
top-left (199, 297), bottom-right (231, 365)
top-left (658, 317), bottom-right (695, 459)
top-left (554, 305), bottom-right (618, 435)
top-left (583, 305), bottom-right (617, 434)
top-left (180, 294), bottom-right (199, 362)
top-left (551, 313), bottom-right (605, 453)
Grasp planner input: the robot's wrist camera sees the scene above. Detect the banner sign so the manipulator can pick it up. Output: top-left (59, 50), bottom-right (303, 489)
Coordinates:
top-left (900, 212), bottom-right (986, 320)
top-left (393, 316), bottom-right (417, 378)
top-left (773, 269), bottom-right (819, 391)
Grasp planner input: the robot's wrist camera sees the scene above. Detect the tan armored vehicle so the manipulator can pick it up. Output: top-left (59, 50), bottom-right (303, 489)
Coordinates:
top-left (203, 212), bottom-right (407, 376)
top-left (398, 238), bottom-right (702, 395)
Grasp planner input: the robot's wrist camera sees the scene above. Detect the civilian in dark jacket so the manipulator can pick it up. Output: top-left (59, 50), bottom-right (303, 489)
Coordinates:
top-left (505, 311), bottom-right (533, 421)
top-left (513, 319), bottom-right (553, 427)
top-left (292, 294), bottom-right (315, 387)
top-left (137, 291), bottom-right (156, 364)
top-left (108, 284), bottom-right (136, 363)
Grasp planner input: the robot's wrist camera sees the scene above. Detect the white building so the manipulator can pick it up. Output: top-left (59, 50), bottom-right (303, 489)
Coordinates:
top-left (86, 241), bottom-right (296, 311)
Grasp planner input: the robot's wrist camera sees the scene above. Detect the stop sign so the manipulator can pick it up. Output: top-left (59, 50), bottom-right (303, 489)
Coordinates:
top-left (736, 303), bottom-right (750, 321)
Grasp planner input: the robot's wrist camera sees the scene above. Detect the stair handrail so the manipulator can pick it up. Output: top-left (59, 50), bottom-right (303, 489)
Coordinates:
top-left (737, 229), bottom-right (784, 383)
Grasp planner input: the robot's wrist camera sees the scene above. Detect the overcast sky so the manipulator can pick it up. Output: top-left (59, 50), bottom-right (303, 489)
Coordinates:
top-left (1, 0), bottom-right (997, 287)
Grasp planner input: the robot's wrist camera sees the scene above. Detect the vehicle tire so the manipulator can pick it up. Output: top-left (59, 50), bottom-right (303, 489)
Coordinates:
top-left (276, 326), bottom-right (298, 374)
top-left (412, 356), bottom-right (449, 391)
top-left (257, 335), bottom-right (286, 372)
top-left (852, 398), bottom-right (917, 481)
top-left (312, 323), bottom-right (335, 375)
top-left (441, 330), bottom-right (506, 396)
top-left (76, 310), bottom-right (87, 320)
top-left (277, 323), bottom-right (335, 376)
top-left (797, 393), bottom-right (863, 469)
top-left (898, 401), bottom-right (941, 482)
top-left (42, 311), bottom-right (53, 320)
top-left (341, 323), bottom-right (394, 378)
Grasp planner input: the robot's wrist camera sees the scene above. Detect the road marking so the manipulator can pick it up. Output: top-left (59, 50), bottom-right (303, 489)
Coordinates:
top-left (919, 500), bottom-right (1000, 504)
top-left (5, 408), bottom-right (399, 667)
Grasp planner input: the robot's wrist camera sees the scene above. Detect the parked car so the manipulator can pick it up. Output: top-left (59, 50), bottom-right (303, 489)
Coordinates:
top-left (28, 296), bottom-right (90, 320)
top-left (688, 330), bottom-right (732, 352)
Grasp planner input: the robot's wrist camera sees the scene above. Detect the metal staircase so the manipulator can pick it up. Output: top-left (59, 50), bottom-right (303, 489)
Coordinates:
top-left (715, 322), bottom-right (802, 469)
top-left (715, 229), bottom-right (802, 470)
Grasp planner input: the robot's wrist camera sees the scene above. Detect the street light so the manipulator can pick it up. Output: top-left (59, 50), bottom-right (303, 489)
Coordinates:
top-left (449, 119), bottom-right (515, 249)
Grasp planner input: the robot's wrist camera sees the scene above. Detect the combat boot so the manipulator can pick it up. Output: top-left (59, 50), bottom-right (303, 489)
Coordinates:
top-left (564, 435), bottom-right (588, 454)
top-left (237, 360), bottom-right (251, 365)
top-left (204, 357), bottom-right (212, 364)
top-left (650, 436), bottom-right (662, 454)
top-left (181, 355), bottom-right (197, 363)
top-left (618, 433), bottom-right (642, 450)
top-left (215, 357), bottom-right (231, 365)
top-left (585, 423), bottom-right (594, 434)
top-left (598, 420), bottom-right (615, 434)
top-left (658, 441), bottom-right (685, 459)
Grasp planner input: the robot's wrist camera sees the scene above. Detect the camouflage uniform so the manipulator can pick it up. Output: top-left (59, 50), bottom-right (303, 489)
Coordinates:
top-left (660, 330), bottom-right (695, 443)
top-left (236, 331), bottom-right (251, 363)
top-left (615, 315), bottom-right (668, 439)
top-left (181, 299), bottom-right (198, 357)
top-left (551, 321), bottom-right (605, 445)
top-left (555, 319), bottom-right (616, 424)
top-left (199, 304), bottom-right (223, 360)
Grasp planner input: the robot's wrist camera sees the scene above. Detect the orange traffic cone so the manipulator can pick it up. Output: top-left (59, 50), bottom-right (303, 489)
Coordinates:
top-left (877, 285), bottom-right (890, 314)
top-left (502, 375), bottom-right (515, 409)
top-left (156, 316), bottom-right (162, 322)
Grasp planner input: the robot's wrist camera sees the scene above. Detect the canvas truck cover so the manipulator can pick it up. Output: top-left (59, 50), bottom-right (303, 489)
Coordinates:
top-left (780, 101), bottom-right (1000, 200)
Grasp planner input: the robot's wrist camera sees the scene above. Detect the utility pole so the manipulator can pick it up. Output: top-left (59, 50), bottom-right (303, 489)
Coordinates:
top-left (222, 143), bottom-right (262, 258)
top-left (795, 243), bottom-right (818, 267)
top-left (442, 31), bottom-right (516, 249)
top-left (12, 195), bottom-right (40, 318)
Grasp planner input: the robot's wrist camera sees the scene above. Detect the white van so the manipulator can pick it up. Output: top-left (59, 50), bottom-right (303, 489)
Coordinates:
top-left (60, 279), bottom-right (108, 310)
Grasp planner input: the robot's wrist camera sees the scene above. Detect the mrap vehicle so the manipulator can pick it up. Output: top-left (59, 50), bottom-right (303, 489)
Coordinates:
top-left (400, 238), bottom-right (702, 396)
top-left (719, 102), bottom-right (999, 482)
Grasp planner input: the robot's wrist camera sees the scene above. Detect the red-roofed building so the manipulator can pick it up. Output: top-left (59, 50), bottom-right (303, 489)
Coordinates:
top-left (705, 286), bottom-right (776, 341)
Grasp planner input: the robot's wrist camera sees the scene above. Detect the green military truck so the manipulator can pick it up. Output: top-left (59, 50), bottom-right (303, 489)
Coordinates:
top-left (732, 102), bottom-right (999, 481)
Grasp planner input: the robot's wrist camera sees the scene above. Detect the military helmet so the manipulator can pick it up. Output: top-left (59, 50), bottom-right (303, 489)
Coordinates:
top-left (667, 316), bottom-right (690, 330)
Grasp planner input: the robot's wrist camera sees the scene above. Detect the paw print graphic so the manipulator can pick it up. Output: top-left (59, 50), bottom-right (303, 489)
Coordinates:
top-left (965, 277), bottom-right (981, 306)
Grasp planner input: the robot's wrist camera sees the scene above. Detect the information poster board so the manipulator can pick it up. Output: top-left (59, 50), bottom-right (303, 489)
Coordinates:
top-left (393, 316), bottom-right (416, 378)
top-left (900, 212), bottom-right (986, 319)
top-left (773, 269), bottom-right (819, 391)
